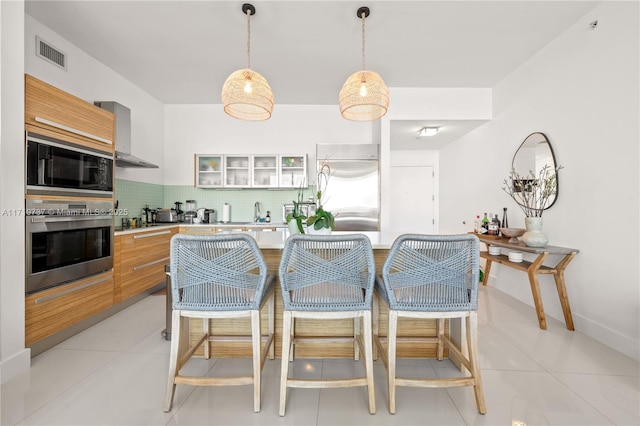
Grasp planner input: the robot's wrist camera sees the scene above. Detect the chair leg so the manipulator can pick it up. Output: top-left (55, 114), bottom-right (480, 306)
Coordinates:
top-left (387, 310), bottom-right (398, 414)
top-left (372, 294), bottom-right (379, 361)
top-left (436, 318), bottom-right (445, 361)
top-left (268, 291), bottom-right (275, 359)
top-left (164, 310), bottom-right (182, 412)
top-left (203, 317), bottom-right (210, 359)
top-left (467, 312), bottom-right (486, 414)
top-left (362, 311), bottom-right (376, 414)
top-left (354, 316), bottom-right (361, 361)
top-left (279, 311), bottom-right (293, 416)
top-left (289, 317), bottom-right (295, 362)
top-left (251, 310), bottom-right (262, 412)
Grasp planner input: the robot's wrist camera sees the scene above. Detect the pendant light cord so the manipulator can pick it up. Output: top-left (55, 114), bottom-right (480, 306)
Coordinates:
top-left (361, 10), bottom-right (366, 70)
top-left (247, 9), bottom-right (251, 69)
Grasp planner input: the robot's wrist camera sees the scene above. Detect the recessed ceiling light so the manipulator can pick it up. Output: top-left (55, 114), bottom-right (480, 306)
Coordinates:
top-left (418, 127), bottom-right (439, 137)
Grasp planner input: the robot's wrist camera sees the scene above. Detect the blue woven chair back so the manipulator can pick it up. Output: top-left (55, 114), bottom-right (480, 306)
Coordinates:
top-left (170, 234), bottom-right (270, 311)
top-left (378, 234), bottom-right (480, 312)
top-left (279, 234), bottom-right (375, 311)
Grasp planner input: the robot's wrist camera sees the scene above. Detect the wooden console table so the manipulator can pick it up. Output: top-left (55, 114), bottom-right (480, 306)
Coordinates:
top-left (476, 234), bottom-right (579, 330)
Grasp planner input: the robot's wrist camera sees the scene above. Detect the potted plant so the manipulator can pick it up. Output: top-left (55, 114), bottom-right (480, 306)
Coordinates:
top-left (286, 184), bottom-right (307, 234)
top-left (306, 163), bottom-right (335, 234)
top-left (502, 164), bottom-right (561, 247)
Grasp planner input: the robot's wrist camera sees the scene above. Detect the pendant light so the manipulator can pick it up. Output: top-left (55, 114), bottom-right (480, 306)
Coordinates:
top-left (221, 3), bottom-right (274, 121)
top-left (339, 6), bottom-right (389, 121)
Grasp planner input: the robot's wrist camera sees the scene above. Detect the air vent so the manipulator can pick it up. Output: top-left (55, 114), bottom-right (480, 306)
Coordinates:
top-left (35, 37), bottom-right (67, 70)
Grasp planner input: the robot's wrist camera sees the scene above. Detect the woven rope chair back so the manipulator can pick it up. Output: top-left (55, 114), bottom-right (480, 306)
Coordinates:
top-left (170, 234), bottom-right (268, 311)
top-left (381, 234), bottom-right (480, 312)
top-left (279, 234), bottom-right (375, 311)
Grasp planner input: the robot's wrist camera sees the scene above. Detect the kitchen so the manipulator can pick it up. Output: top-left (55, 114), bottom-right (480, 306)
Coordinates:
top-left (1, 1), bottom-right (639, 424)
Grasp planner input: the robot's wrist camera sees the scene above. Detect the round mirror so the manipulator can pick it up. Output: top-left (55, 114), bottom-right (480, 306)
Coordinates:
top-left (512, 132), bottom-right (559, 209)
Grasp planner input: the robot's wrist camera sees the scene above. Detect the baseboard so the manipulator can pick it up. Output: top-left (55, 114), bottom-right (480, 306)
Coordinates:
top-left (0, 347), bottom-right (31, 384)
top-left (490, 279), bottom-right (639, 361)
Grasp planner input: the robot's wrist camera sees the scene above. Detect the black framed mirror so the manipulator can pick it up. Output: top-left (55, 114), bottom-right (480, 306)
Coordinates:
top-left (512, 132), bottom-right (559, 209)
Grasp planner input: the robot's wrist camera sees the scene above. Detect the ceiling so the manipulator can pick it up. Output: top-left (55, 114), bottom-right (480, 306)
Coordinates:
top-left (25, 1), bottom-right (600, 148)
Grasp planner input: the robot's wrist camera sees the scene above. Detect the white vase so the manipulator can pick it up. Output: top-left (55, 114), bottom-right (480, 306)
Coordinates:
top-left (288, 220), bottom-right (303, 235)
top-left (522, 217), bottom-right (548, 247)
top-left (306, 225), bottom-right (331, 235)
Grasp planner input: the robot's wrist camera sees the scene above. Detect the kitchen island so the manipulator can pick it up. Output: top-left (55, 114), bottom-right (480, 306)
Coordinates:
top-left (170, 229), bottom-right (457, 361)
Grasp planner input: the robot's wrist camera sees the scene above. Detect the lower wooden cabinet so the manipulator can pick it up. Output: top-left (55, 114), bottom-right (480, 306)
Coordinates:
top-left (25, 270), bottom-right (114, 346)
top-left (116, 228), bottom-right (178, 303)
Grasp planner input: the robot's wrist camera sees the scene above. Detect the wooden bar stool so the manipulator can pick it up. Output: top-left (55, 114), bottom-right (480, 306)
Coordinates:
top-left (278, 234), bottom-right (377, 416)
top-left (374, 234), bottom-right (486, 414)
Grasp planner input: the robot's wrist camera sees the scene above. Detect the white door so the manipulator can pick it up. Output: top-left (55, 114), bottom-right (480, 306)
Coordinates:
top-left (389, 166), bottom-right (436, 233)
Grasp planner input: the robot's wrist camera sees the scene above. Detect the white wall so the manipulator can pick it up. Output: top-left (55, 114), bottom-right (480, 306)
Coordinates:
top-left (24, 15), bottom-right (165, 185)
top-left (439, 2), bottom-right (639, 359)
top-left (1, 0), bottom-right (30, 384)
top-left (379, 88), bottom-right (493, 232)
top-left (164, 104), bottom-right (373, 185)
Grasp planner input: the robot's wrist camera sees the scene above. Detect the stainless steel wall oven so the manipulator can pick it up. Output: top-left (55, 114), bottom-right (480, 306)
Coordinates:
top-left (26, 199), bottom-right (114, 294)
top-left (26, 131), bottom-right (113, 197)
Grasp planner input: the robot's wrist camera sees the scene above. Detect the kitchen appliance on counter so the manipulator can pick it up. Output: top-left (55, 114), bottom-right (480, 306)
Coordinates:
top-left (174, 201), bottom-right (185, 222)
top-left (156, 209), bottom-right (178, 223)
top-left (26, 131), bottom-right (114, 198)
top-left (197, 208), bottom-right (217, 224)
top-left (25, 199), bottom-right (114, 294)
top-left (184, 200), bottom-right (197, 224)
top-left (316, 143), bottom-right (380, 231)
top-left (282, 202), bottom-right (316, 224)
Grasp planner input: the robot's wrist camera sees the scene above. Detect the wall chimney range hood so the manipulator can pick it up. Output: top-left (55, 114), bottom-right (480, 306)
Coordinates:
top-left (94, 101), bottom-right (158, 168)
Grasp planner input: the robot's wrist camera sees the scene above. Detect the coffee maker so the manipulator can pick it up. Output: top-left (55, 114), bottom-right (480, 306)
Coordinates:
top-left (174, 201), bottom-right (185, 222)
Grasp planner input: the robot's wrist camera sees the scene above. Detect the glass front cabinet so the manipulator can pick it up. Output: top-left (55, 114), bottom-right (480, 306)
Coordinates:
top-left (252, 155), bottom-right (278, 188)
top-left (279, 155), bottom-right (307, 188)
top-left (195, 154), bottom-right (307, 189)
top-left (195, 155), bottom-right (223, 188)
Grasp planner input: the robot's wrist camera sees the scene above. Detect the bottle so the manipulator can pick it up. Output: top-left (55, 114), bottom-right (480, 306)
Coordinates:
top-left (501, 207), bottom-right (509, 229)
top-left (474, 215), bottom-right (481, 233)
top-left (491, 214), bottom-right (501, 235)
top-left (265, 211), bottom-right (271, 223)
top-left (481, 213), bottom-right (489, 234)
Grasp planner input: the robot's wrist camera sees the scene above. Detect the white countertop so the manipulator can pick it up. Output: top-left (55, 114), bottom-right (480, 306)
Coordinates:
top-left (114, 224), bottom-right (402, 249)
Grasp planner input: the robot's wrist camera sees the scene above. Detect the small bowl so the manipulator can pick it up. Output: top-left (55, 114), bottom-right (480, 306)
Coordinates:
top-left (192, 218), bottom-right (201, 224)
top-left (500, 227), bottom-right (525, 243)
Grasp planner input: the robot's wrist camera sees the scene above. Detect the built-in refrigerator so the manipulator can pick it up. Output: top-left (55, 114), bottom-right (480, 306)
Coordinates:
top-left (316, 143), bottom-right (380, 231)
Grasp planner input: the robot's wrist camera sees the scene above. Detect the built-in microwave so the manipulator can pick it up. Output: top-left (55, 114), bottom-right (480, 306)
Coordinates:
top-left (26, 132), bottom-right (113, 197)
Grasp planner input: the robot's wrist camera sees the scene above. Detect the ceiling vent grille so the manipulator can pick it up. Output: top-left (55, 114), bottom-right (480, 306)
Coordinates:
top-left (36, 36), bottom-right (67, 70)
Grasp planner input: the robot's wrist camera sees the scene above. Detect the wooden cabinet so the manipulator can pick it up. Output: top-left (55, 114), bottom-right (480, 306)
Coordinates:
top-left (25, 270), bottom-right (114, 346)
top-left (279, 155), bottom-right (307, 188)
top-left (195, 154), bottom-right (307, 188)
top-left (116, 227), bottom-right (178, 303)
top-left (179, 225), bottom-right (218, 235)
top-left (25, 74), bottom-right (114, 153)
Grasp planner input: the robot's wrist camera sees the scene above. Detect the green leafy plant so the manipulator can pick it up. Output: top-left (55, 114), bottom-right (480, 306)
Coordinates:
top-left (285, 184), bottom-right (307, 234)
top-left (306, 163), bottom-right (336, 231)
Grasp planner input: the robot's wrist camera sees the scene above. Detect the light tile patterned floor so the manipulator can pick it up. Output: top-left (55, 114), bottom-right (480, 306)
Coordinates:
top-left (2, 285), bottom-right (638, 425)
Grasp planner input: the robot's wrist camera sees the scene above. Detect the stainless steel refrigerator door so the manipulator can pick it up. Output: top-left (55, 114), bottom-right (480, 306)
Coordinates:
top-left (319, 159), bottom-right (380, 231)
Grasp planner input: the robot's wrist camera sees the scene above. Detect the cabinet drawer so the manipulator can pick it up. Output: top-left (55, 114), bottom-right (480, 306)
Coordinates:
top-left (25, 270), bottom-right (114, 346)
top-left (117, 228), bottom-right (177, 301)
top-left (25, 74), bottom-right (114, 151)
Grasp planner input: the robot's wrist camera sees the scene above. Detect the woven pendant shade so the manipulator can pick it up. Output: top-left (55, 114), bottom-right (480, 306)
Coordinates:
top-left (222, 68), bottom-right (274, 121)
top-left (339, 6), bottom-right (389, 122)
top-left (221, 3), bottom-right (273, 121)
top-left (339, 70), bottom-right (389, 121)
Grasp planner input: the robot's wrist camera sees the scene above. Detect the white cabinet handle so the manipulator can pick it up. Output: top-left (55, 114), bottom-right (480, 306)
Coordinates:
top-left (133, 256), bottom-right (170, 271)
top-left (133, 230), bottom-right (172, 239)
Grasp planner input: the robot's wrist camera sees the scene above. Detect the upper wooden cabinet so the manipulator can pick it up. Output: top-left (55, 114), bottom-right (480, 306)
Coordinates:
top-left (25, 74), bottom-right (115, 152)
